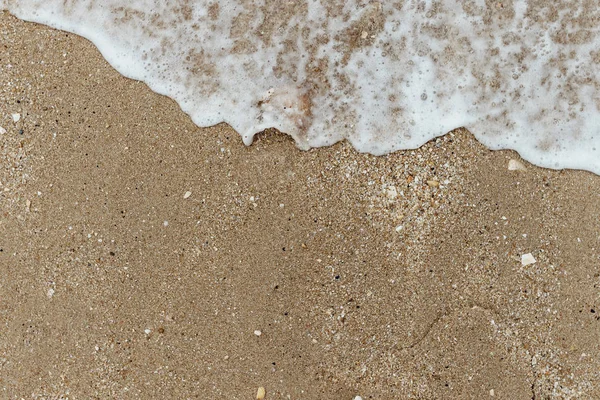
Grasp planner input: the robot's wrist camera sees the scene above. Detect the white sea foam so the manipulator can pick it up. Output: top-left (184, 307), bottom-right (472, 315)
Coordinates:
top-left (3, 1), bottom-right (600, 173)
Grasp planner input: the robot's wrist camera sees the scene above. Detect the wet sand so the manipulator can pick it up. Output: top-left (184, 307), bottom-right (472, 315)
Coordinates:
top-left (1, 13), bottom-right (600, 399)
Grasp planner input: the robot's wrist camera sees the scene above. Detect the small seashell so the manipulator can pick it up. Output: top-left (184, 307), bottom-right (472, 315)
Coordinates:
top-left (521, 253), bottom-right (536, 266)
top-left (508, 159), bottom-right (527, 171)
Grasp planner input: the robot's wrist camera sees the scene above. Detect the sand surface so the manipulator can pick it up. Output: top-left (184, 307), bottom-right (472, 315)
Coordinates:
top-left (1, 13), bottom-right (600, 399)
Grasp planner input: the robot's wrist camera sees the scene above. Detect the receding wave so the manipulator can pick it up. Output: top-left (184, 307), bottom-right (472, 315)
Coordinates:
top-left (3, 0), bottom-right (600, 173)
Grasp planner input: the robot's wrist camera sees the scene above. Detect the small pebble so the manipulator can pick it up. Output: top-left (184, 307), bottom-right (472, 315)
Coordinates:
top-left (508, 159), bottom-right (527, 171)
top-left (354, 396), bottom-right (363, 400)
top-left (163, 220), bottom-right (169, 227)
top-left (254, 330), bottom-right (262, 336)
top-left (12, 113), bottom-right (21, 122)
top-left (385, 185), bottom-right (398, 199)
top-left (427, 180), bottom-right (439, 187)
top-left (144, 328), bottom-right (151, 335)
top-left (256, 387), bottom-right (266, 399)
top-left (183, 191), bottom-right (192, 199)
top-left (521, 253), bottom-right (536, 266)
top-left (47, 288), bottom-right (55, 298)
top-left (0, 126), bottom-right (6, 134)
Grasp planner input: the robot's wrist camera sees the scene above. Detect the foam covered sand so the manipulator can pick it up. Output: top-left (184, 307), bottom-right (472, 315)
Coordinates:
top-left (2, 0), bottom-right (600, 173)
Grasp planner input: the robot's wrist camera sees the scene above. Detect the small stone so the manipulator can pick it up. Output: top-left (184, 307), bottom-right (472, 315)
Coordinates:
top-left (361, 31), bottom-right (368, 39)
top-left (521, 253), bottom-right (536, 266)
top-left (163, 220), bottom-right (169, 227)
top-left (256, 387), bottom-right (266, 399)
top-left (427, 180), bottom-right (439, 187)
top-left (508, 159), bottom-right (527, 171)
top-left (47, 288), bottom-right (55, 298)
top-left (254, 330), bottom-right (262, 336)
top-left (0, 126), bottom-right (6, 134)
top-left (26, 199), bottom-right (31, 212)
top-left (12, 113), bottom-right (21, 122)
top-left (144, 328), bottom-right (152, 335)
top-left (183, 191), bottom-right (192, 199)
top-left (385, 185), bottom-right (398, 199)
top-left (354, 397), bottom-right (363, 400)
top-left (490, 388), bottom-right (495, 396)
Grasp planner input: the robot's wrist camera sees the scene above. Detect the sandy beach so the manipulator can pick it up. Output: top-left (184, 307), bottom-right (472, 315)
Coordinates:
top-left (2, 13), bottom-right (600, 399)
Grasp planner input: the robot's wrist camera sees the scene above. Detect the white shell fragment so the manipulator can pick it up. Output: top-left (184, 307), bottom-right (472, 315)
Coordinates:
top-left (521, 253), bottom-right (536, 266)
top-left (508, 159), bottom-right (527, 171)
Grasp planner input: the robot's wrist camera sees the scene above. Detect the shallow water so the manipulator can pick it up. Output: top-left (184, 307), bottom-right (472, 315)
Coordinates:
top-left (3, 0), bottom-right (600, 173)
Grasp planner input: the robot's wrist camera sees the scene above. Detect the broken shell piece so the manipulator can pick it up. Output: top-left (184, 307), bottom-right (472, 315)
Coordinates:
top-left (257, 387), bottom-right (266, 399)
top-left (521, 253), bottom-right (536, 266)
top-left (508, 159), bottom-right (527, 171)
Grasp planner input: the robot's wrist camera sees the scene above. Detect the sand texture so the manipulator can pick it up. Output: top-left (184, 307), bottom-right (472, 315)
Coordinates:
top-left (1, 13), bottom-right (600, 399)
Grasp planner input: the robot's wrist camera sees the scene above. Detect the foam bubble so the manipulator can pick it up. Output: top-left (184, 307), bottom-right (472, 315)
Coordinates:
top-left (3, 1), bottom-right (600, 173)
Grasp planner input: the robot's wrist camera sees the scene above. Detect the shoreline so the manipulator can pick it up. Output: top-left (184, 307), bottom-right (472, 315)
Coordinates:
top-left (2, 13), bottom-right (600, 399)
